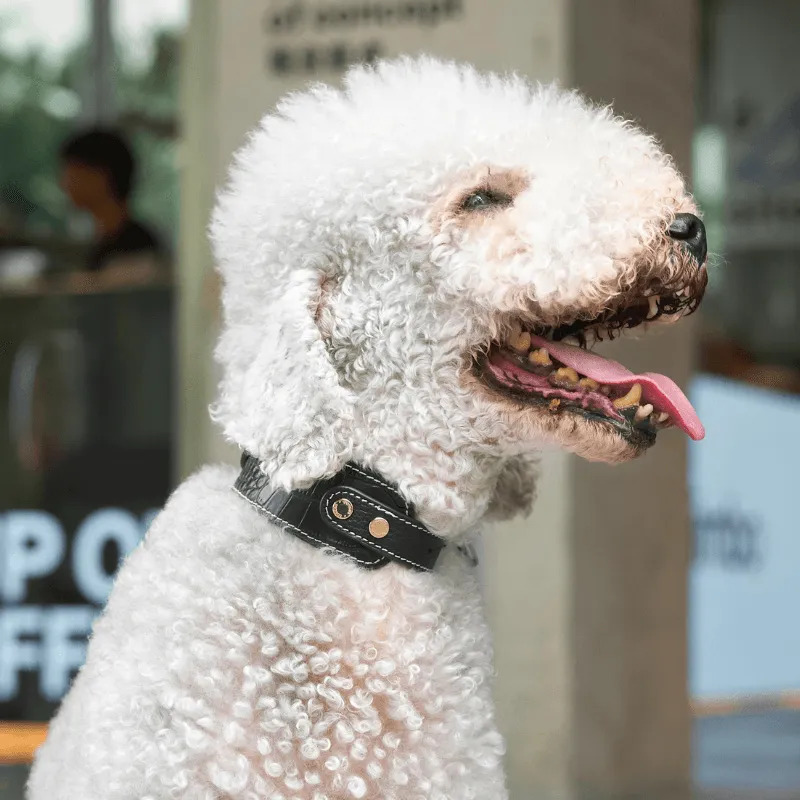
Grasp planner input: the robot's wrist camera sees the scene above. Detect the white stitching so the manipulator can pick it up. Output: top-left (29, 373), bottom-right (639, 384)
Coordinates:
top-left (323, 489), bottom-right (438, 570)
top-left (233, 486), bottom-right (375, 566)
top-left (338, 490), bottom-right (429, 533)
top-left (344, 464), bottom-right (410, 513)
top-left (324, 503), bottom-right (419, 569)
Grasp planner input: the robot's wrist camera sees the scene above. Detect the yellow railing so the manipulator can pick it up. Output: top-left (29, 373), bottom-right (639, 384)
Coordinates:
top-left (0, 723), bottom-right (48, 765)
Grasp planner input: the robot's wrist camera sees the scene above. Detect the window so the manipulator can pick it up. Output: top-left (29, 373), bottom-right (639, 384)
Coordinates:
top-left (695, 0), bottom-right (800, 393)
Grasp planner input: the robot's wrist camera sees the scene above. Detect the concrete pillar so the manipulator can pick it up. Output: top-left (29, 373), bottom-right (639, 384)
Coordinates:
top-left (178, 2), bottom-right (699, 797)
top-left (176, 0), bottom-right (238, 474)
top-left (485, 4), bottom-right (699, 798)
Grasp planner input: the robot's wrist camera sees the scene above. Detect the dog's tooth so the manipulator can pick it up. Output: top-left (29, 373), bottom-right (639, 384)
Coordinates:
top-left (528, 348), bottom-right (552, 366)
top-left (554, 367), bottom-right (579, 385)
top-left (506, 323), bottom-right (522, 346)
top-left (656, 411), bottom-right (670, 424)
top-left (612, 383), bottom-right (642, 409)
top-left (512, 331), bottom-right (531, 352)
top-left (561, 335), bottom-right (581, 347)
top-left (647, 296), bottom-right (660, 320)
top-left (634, 403), bottom-right (654, 421)
top-left (578, 377), bottom-right (599, 391)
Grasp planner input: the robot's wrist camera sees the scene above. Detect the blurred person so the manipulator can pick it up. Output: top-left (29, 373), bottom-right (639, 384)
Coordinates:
top-left (59, 128), bottom-right (168, 287)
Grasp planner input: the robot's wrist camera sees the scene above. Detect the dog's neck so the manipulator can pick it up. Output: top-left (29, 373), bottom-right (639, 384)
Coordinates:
top-left (352, 445), bottom-right (508, 538)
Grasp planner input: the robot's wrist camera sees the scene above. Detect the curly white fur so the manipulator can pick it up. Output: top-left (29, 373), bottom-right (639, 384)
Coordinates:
top-left (28, 57), bottom-right (698, 799)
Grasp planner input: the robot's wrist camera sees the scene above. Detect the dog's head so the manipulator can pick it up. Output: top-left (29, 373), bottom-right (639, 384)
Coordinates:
top-left (211, 57), bottom-right (706, 526)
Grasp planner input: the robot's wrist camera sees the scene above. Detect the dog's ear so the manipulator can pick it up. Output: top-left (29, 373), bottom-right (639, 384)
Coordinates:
top-left (485, 454), bottom-right (538, 522)
top-left (211, 263), bottom-right (356, 489)
top-left (208, 118), bottom-right (356, 489)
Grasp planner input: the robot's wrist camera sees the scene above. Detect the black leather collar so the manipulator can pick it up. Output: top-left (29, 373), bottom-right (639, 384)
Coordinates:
top-left (234, 452), bottom-right (451, 571)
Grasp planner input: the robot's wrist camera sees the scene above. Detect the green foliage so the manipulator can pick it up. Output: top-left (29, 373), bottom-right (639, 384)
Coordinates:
top-left (0, 46), bottom-right (77, 236)
top-left (0, 23), bottom-right (182, 247)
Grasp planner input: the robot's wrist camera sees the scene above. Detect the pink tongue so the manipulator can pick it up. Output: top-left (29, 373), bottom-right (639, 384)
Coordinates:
top-left (530, 334), bottom-right (705, 440)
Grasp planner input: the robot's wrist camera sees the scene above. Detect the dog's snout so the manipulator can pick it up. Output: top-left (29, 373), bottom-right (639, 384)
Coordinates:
top-left (667, 213), bottom-right (707, 266)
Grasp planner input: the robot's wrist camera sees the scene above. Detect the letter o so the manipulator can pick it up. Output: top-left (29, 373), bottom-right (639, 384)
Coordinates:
top-left (72, 509), bottom-right (141, 604)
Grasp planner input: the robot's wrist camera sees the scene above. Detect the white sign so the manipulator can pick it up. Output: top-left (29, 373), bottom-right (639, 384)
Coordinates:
top-left (689, 375), bottom-right (800, 698)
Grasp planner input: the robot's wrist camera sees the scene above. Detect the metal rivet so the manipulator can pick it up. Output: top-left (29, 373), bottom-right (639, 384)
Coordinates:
top-left (368, 517), bottom-right (390, 538)
top-left (332, 498), bottom-right (354, 520)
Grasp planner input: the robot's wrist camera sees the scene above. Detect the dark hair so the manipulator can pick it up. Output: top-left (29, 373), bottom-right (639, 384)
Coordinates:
top-left (60, 128), bottom-right (136, 201)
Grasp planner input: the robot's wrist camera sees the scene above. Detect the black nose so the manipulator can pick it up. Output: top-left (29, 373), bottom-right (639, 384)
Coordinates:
top-left (667, 213), bottom-right (707, 266)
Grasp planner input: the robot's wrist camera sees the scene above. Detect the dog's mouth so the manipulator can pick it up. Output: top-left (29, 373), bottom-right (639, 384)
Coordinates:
top-left (473, 291), bottom-right (705, 448)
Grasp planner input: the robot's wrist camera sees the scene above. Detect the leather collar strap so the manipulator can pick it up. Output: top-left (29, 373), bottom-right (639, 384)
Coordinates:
top-left (234, 452), bottom-right (448, 571)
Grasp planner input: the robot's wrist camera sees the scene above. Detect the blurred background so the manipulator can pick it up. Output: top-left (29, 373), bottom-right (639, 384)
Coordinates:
top-left (0, 1), bottom-right (798, 798)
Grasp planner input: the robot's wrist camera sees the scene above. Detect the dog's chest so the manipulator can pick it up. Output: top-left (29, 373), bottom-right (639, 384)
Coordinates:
top-left (150, 533), bottom-right (507, 799)
top-left (31, 468), bottom-right (509, 799)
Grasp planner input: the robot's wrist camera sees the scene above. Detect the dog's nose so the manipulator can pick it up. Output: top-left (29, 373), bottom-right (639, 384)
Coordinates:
top-left (667, 213), bottom-right (707, 266)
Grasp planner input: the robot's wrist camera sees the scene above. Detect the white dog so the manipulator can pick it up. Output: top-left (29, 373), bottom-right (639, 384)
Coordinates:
top-left (28, 57), bottom-right (706, 800)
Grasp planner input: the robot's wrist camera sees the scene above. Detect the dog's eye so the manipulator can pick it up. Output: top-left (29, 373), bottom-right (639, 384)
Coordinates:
top-left (461, 190), bottom-right (513, 211)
